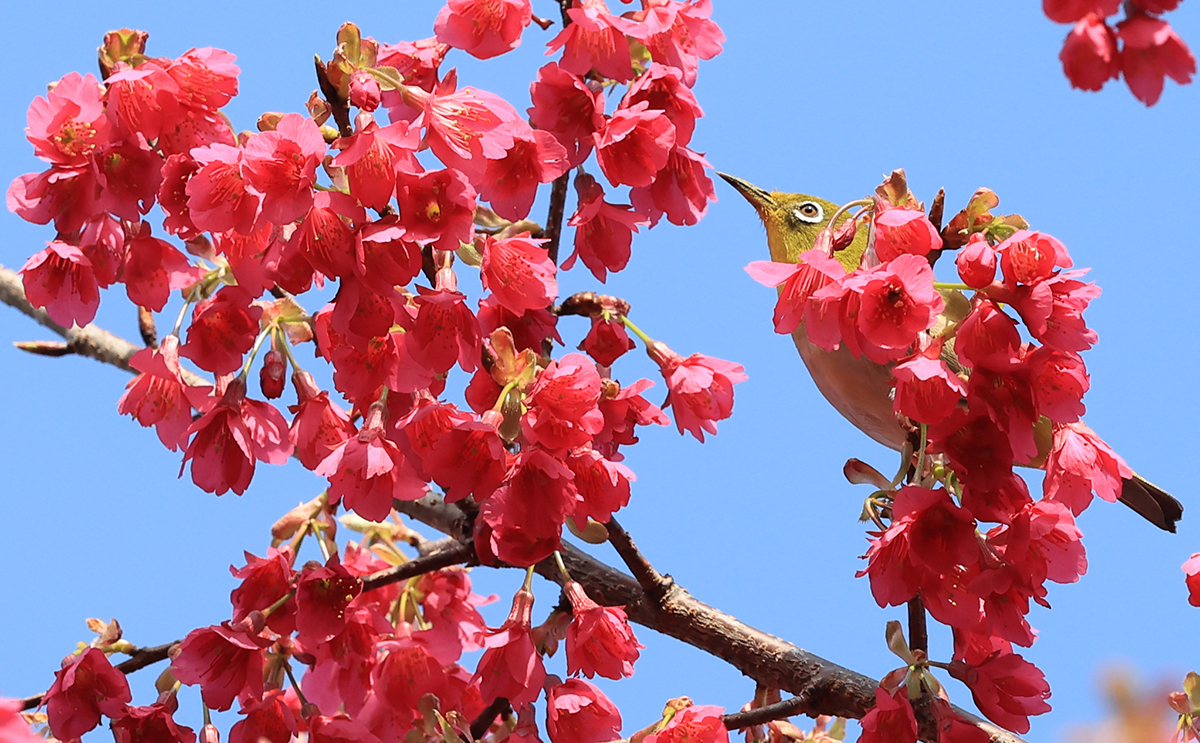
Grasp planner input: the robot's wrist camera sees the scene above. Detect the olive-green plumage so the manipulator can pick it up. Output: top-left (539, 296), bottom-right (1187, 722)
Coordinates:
top-left (719, 171), bottom-right (1183, 532)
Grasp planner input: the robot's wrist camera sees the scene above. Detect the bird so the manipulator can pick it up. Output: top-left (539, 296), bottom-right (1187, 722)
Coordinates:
top-left (718, 171), bottom-right (1183, 532)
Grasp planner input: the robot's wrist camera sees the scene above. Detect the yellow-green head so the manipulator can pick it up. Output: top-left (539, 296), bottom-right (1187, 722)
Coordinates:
top-left (717, 172), bottom-right (868, 273)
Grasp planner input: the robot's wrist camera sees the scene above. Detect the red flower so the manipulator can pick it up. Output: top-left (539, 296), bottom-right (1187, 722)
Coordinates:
top-left (546, 0), bottom-right (640, 82)
top-left (579, 317), bottom-right (634, 366)
top-left (890, 352), bottom-right (967, 426)
top-left (426, 411), bottom-right (512, 502)
top-left (308, 714), bottom-right (382, 743)
top-left (638, 0), bottom-right (725, 87)
top-left (567, 447), bottom-right (634, 526)
top-left (1042, 0), bottom-right (1120, 23)
top-left (288, 370), bottom-right (356, 470)
top-left (1118, 15), bottom-right (1196, 106)
top-left (564, 173), bottom-right (649, 282)
top-left (857, 688), bottom-right (917, 743)
top-left (181, 377), bottom-right (293, 496)
top-left (527, 63), bottom-right (605, 168)
top-left (295, 555), bottom-right (364, 644)
top-left (842, 254), bottom-right (943, 362)
top-left (950, 651), bottom-right (1051, 734)
top-left (25, 72), bottom-right (110, 168)
top-left (119, 335), bottom-right (211, 452)
top-left (987, 500), bottom-right (1087, 587)
top-left (745, 249), bottom-right (845, 335)
top-left (378, 38), bottom-right (450, 94)
top-left (955, 233), bottom-right (997, 289)
top-left (435, 0), bottom-right (532, 59)
top-left (409, 72), bottom-right (520, 181)
top-left (524, 353), bottom-right (605, 451)
top-left (179, 288), bottom-right (264, 375)
top-left (873, 207), bottom-right (942, 262)
top-left (20, 240), bottom-right (101, 328)
top-left (408, 285), bottom-right (483, 375)
top-left (477, 448), bottom-right (578, 566)
top-left (594, 102), bottom-right (676, 188)
top-left (349, 69), bottom-right (382, 111)
top-left (642, 704), bottom-right (728, 743)
top-left (355, 218), bottom-right (423, 295)
top-left (121, 227), bottom-right (203, 312)
top-left (649, 343), bottom-right (747, 442)
top-left (623, 63), bottom-right (704, 146)
top-left (172, 620), bottom-right (271, 712)
top-left (1042, 421), bottom-right (1131, 515)
top-left (228, 691), bottom-right (298, 743)
top-left (186, 143), bottom-right (263, 235)
top-left (230, 546), bottom-right (296, 635)
top-left (996, 230), bottom-right (1072, 289)
top-left (110, 697), bottom-right (196, 743)
top-left (315, 401), bottom-right (428, 521)
top-left (481, 233), bottom-right (557, 313)
top-left (480, 129), bottom-right (570, 220)
top-left (395, 167), bottom-right (477, 252)
top-left (289, 192), bottom-right (364, 280)
top-left (545, 678), bottom-right (623, 743)
top-left (241, 113), bottom-right (326, 226)
top-left (594, 378), bottom-right (669, 456)
top-left (43, 647), bottom-right (132, 740)
top-left (1060, 14), bottom-right (1119, 91)
top-left (1184, 553), bottom-right (1200, 608)
top-left (333, 118), bottom-right (421, 212)
top-left (1027, 346), bottom-right (1089, 423)
top-left (563, 581), bottom-right (641, 680)
top-left (478, 295), bottom-right (563, 352)
top-left (413, 568), bottom-right (493, 663)
top-left (474, 588), bottom-right (546, 706)
top-left (953, 299), bottom-right (1022, 373)
top-left (629, 145), bottom-right (715, 227)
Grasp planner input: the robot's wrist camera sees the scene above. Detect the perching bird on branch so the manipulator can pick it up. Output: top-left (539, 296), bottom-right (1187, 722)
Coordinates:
top-left (719, 172), bottom-right (1182, 532)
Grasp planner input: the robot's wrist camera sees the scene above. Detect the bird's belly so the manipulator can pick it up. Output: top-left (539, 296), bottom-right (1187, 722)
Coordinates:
top-left (790, 324), bottom-right (908, 451)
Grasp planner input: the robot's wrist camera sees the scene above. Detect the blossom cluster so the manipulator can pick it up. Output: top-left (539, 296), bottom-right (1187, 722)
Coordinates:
top-left (9, 3), bottom-right (741, 743)
top-left (746, 181), bottom-right (1135, 735)
top-left (1047, 0), bottom-right (1195, 105)
top-left (34, 540), bottom-right (651, 743)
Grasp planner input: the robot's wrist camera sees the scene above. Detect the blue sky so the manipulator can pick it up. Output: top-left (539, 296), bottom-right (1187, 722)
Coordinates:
top-left (1, 3), bottom-right (1198, 742)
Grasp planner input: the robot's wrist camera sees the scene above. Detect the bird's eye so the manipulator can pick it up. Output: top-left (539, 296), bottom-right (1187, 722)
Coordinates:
top-left (792, 201), bottom-right (824, 224)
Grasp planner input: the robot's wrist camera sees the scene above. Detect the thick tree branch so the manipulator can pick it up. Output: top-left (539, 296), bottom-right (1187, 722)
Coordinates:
top-left (361, 538), bottom-right (476, 591)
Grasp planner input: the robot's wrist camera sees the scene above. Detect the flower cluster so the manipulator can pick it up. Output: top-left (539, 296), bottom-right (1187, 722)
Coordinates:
top-left (1046, 0), bottom-right (1195, 105)
top-left (745, 177), bottom-right (1145, 734)
top-left (11, 5), bottom-right (743, 743)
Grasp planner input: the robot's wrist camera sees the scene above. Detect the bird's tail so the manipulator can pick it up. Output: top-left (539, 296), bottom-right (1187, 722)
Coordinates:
top-left (1119, 474), bottom-right (1183, 533)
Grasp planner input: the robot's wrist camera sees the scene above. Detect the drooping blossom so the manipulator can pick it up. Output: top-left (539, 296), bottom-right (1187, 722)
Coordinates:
top-left (230, 546), bottom-right (296, 634)
top-left (890, 352), bottom-right (967, 426)
top-left (594, 102), bottom-right (676, 188)
top-left (119, 335), bottom-right (212, 451)
top-left (480, 233), bottom-right (557, 313)
top-left (1117, 14), bottom-right (1196, 106)
top-left (1042, 421), bottom-right (1131, 515)
top-left (332, 118), bottom-right (421, 212)
top-left (289, 369), bottom-right (356, 470)
top-left (1042, 0), bottom-right (1120, 23)
top-left (315, 401), bottom-right (427, 521)
top-left (181, 377), bottom-right (293, 496)
top-left (563, 581), bottom-right (641, 680)
top-left (623, 63), bottom-right (704, 146)
top-left (567, 446), bottom-right (635, 525)
top-left (179, 287), bottom-right (264, 375)
top-left (349, 68), bottom-right (382, 112)
top-left (629, 145), bottom-right (715, 226)
top-left (955, 233), bottom-right (997, 289)
top-left (110, 696), bottom-right (196, 743)
top-left (476, 448), bottom-right (578, 566)
top-left (545, 0), bottom-right (640, 83)
top-left (857, 688), bottom-right (917, 743)
top-left (395, 167), bottom-right (477, 252)
top-left (744, 248), bottom-right (845, 335)
top-left (121, 226), bottom-right (203, 312)
top-left (241, 113), bottom-right (326, 225)
top-left (473, 588), bottom-right (545, 706)
top-left (872, 207), bottom-right (942, 262)
top-left (564, 173), bottom-right (649, 282)
top-left (228, 690), bottom-right (298, 743)
top-left (20, 240), bottom-right (101, 328)
top-left (294, 555), bottom-right (364, 644)
top-left (172, 620), bottom-right (272, 712)
top-left (545, 678), bottom-right (623, 743)
top-left (425, 411), bottom-right (511, 502)
top-left (186, 143), bottom-right (263, 235)
top-left (950, 651), bottom-right (1051, 734)
top-left (43, 648), bottom-right (132, 741)
top-left (579, 317), bottom-right (634, 366)
top-left (480, 129), bottom-right (570, 220)
top-left (637, 0), bottom-right (726, 87)
top-left (641, 704), bottom-right (728, 743)
top-left (648, 341), bottom-right (747, 442)
top-left (528, 63), bottom-right (606, 168)
top-left (523, 353), bottom-right (605, 451)
top-left (435, 0), bottom-right (532, 59)
top-left (1060, 14), bottom-right (1120, 91)
top-left (409, 71), bottom-right (520, 181)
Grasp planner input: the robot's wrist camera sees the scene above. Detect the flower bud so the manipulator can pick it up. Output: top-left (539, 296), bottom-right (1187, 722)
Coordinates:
top-left (955, 234), bottom-right (996, 289)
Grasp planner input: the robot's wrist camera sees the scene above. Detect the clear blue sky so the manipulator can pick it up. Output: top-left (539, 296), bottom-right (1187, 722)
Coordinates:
top-left (2, 3), bottom-right (1198, 742)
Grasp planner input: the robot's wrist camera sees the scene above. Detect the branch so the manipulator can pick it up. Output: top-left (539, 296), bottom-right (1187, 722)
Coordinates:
top-left (543, 173), bottom-right (571, 265)
top-left (0, 265), bottom-right (208, 387)
top-left (604, 517), bottom-right (671, 603)
top-left (394, 495), bottom-right (1027, 743)
top-left (470, 696), bottom-right (512, 740)
top-left (360, 538), bottom-right (476, 592)
top-left (720, 692), bottom-right (810, 730)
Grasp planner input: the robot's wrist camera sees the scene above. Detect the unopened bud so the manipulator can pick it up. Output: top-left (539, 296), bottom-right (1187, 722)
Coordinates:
top-left (200, 724), bottom-right (220, 743)
top-left (260, 350), bottom-right (287, 399)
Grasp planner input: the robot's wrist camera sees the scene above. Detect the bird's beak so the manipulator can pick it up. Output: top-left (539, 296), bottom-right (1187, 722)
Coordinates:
top-left (717, 172), bottom-right (776, 212)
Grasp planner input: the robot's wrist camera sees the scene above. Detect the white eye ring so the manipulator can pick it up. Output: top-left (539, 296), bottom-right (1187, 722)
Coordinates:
top-left (792, 201), bottom-right (824, 224)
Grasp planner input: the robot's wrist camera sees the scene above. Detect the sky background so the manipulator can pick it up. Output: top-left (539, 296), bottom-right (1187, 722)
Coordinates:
top-left (1, 2), bottom-right (1198, 742)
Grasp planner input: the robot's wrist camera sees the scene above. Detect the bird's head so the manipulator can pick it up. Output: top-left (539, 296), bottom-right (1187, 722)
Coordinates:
top-left (718, 172), bottom-right (868, 272)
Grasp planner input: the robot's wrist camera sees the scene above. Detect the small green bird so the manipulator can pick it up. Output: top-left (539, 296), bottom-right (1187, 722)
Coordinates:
top-left (719, 172), bottom-right (1183, 532)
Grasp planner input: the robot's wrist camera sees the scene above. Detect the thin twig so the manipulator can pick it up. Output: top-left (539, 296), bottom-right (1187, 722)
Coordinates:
top-left (908, 596), bottom-right (928, 656)
top-left (721, 692), bottom-right (811, 730)
top-left (361, 539), bottom-right (476, 592)
top-left (543, 173), bottom-right (571, 265)
top-left (469, 696), bottom-right (511, 740)
top-left (604, 516), bottom-right (671, 603)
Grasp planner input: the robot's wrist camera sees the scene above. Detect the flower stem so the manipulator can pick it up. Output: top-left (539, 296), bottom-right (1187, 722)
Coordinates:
top-left (283, 663), bottom-right (309, 707)
top-left (240, 328), bottom-right (272, 380)
top-left (553, 551), bottom-right (571, 582)
top-left (933, 282), bottom-right (972, 292)
top-left (621, 316), bottom-right (654, 347)
top-left (522, 565), bottom-right (535, 592)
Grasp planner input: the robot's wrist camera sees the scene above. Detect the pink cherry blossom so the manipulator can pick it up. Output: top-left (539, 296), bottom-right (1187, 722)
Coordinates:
top-left (435, 0), bottom-right (532, 59)
top-left (241, 113), bottom-right (326, 225)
